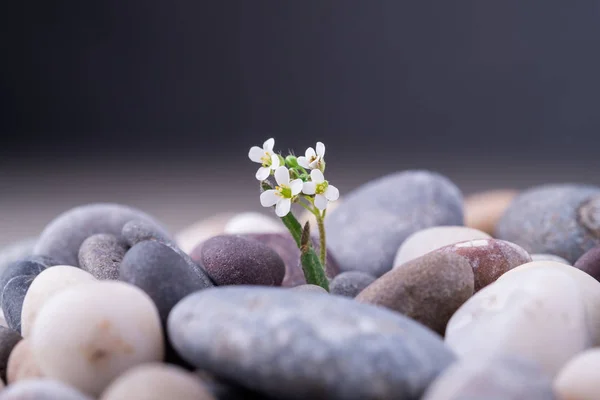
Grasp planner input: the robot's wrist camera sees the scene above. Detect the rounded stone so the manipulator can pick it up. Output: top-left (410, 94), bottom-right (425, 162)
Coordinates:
top-left (34, 203), bottom-right (170, 267)
top-left (100, 363), bottom-right (215, 400)
top-left (290, 284), bottom-right (329, 294)
top-left (30, 281), bottom-right (164, 396)
top-left (121, 219), bottom-right (170, 247)
top-left (422, 355), bottom-right (556, 400)
top-left (21, 266), bottom-right (97, 338)
top-left (0, 326), bottom-right (22, 382)
top-left (168, 286), bottom-right (455, 400)
top-left (0, 379), bottom-right (93, 400)
top-left (464, 189), bottom-right (518, 235)
top-left (0, 238), bottom-right (37, 276)
top-left (393, 226), bottom-right (491, 267)
top-left (2, 275), bottom-right (35, 333)
top-left (78, 234), bottom-right (128, 280)
top-left (0, 257), bottom-right (53, 307)
top-left (496, 184), bottom-right (600, 263)
top-left (434, 239), bottom-right (531, 291)
top-left (7, 339), bottom-right (43, 384)
top-left (192, 235), bottom-right (285, 287)
top-left (555, 348), bottom-right (600, 400)
top-left (119, 240), bottom-right (213, 322)
top-left (175, 213), bottom-right (234, 254)
top-left (326, 170), bottom-right (464, 277)
top-left (574, 245), bottom-right (600, 281)
top-left (329, 271), bottom-right (376, 298)
top-left (223, 212), bottom-right (285, 235)
top-left (356, 252), bottom-right (474, 335)
top-left (532, 253), bottom-right (571, 264)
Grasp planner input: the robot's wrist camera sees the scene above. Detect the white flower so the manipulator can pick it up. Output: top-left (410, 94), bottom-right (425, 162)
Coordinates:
top-left (297, 142), bottom-right (325, 170)
top-left (260, 166), bottom-right (303, 217)
top-left (248, 138), bottom-right (280, 181)
top-left (302, 169), bottom-right (339, 210)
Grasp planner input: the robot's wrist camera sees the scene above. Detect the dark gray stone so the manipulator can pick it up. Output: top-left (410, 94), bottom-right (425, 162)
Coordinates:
top-left (0, 379), bottom-right (94, 400)
top-left (325, 170), bottom-right (464, 277)
top-left (34, 203), bottom-right (171, 267)
top-left (2, 275), bottom-right (35, 333)
top-left (0, 326), bottom-right (22, 382)
top-left (78, 234), bottom-right (127, 280)
top-left (0, 257), bottom-right (51, 308)
top-left (122, 219), bottom-right (171, 247)
top-left (168, 287), bottom-right (455, 400)
top-left (496, 184), bottom-right (600, 263)
top-left (0, 238), bottom-right (37, 276)
top-left (329, 272), bottom-right (375, 298)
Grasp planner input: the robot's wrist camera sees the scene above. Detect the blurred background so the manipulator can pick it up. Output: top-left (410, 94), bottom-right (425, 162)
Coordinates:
top-left (2, 1), bottom-right (600, 246)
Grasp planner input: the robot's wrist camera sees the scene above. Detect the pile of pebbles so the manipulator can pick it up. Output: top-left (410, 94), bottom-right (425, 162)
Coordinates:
top-left (2, 170), bottom-right (600, 399)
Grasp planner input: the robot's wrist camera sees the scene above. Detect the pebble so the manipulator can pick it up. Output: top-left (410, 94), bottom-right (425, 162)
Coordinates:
top-left (192, 235), bottom-right (285, 287)
top-left (422, 355), bottom-right (557, 400)
top-left (554, 348), bottom-right (600, 400)
top-left (496, 184), bottom-right (600, 263)
top-left (329, 271), bottom-right (376, 298)
top-left (532, 253), bottom-right (571, 264)
top-left (175, 213), bottom-right (234, 254)
top-left (446, 267), bottom-right (590, 377)
top-left (464, 189), bottom-right (518, 235)
top-left (78, 234), bottom-right (127, 280)
top-left (100, 363), bottom-right (215, 400)
top-left (326, 170), bottom-right (464, 277)
top-left (0, 238), bottom-right (36, 276)
top-left (574, 245), bottom-right (600, 281)
top-left (356, 252), bottom-right (474, 334)
top-left (7, 339), bottom-right (43, 384)
top-left (34, 203), bottom-right (170, 267)
top-left (223, 212), bottom-right (285, 235)
top-left (290, 284), bottom-right (329, 294)
top-left (0, 379), bottom-right (93, 400)
top-left (119, 240), bottom-right (213, 322)
top-left (0, 326), bottom-right (22, 382)
top-left (121, 219), bottom-right (170, 247)
top-left (168, 286), bottom-right (455, 400)
top-left (393, 226), bottom-right (491, 267)
top-left (2, 276), bottom-right (35, 333)
top-left (20, 266), bottom-right (96, 338)
top-left (0, 257), bottom-right (52, 307)
top-left (240, 233), bottom-right (339, 287)
top-left (30, 281), bottom-right (164, 396)
top-left (434, 239), bottom-right (531, 291)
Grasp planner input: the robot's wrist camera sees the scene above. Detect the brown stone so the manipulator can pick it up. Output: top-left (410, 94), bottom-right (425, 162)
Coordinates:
top-left (464, 190), bottom-right (517, 235)
top-left (575, 245), bottom-right (600, 282)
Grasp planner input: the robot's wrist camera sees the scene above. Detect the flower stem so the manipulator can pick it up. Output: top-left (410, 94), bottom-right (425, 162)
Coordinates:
top-left (316, 214), bottom-right (327, 267)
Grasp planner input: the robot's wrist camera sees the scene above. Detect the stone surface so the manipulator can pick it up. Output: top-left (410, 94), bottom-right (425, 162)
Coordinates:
top-left (326, 170), bottom-right (464, 277)
top-left (0, 238), bottom-right (37, 276)
top-left (223, 212), bottom-right (285, 235)
top-left (0, 326), bottom-right (22, 382)
top-left (434, 239), bottom-right (531, 291)
top-left (34, 203), bottom-right (170, 267)
top-left (30, 281), bottom-right (164, 396)
top-left (2, 276), bottom-right (35, 333)
top-left (290, 284), bottom-right (328, 294)
top-left (21, 266), bottom-right (96, 338)
top-left (446, 267), bottom-right (590, 377)
top-left (393, 226), bottom-right (491, 267)
top-left (7, 339), bottom-right (43, 384)
top-left (78, 234), bottom-right (128, 280)
top-left (496, 184), bottom-right (600, 263)
top-left (193, 235), bottom-right (285, 287)
top-left (0, 257), bottom-right (52, 307)
top-left (120, 240), bottom-right (213, 322)
top-left (0, 379), bottom-right (93, 400)
top-left (175, 213), bottom-right (234, 254)
top-left (464, 189), bottom-right (518, 235)
top-left (532, 253), bottom-right (571, 264)
top-left (168, 286), bottom-right (455, 400)
top-left (356, 252), bottom-right (474, 334)
top-left (555, 348), bottom-right (600, 400)
top-left (574, 245), bottom-right (600, 281)
top-left (100, 363), bottom-right (215, 400)
top-left (329, 271), bottom-right (376, 298)
top-left (422, 355), bottom-right (556, 400)
top-left (121, 219), bottom-right (170, 247)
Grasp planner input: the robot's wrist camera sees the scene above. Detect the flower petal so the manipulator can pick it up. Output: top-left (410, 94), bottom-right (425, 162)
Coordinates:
top-left (263, 138), bottom-right (275, 152)
top-left (316, 142), bottom-right (325, 157)
top-left (256, 167), bottom-right (271, 181)
top-left (249, 146), bottom-right (265, 163)
top-left (275, 198), bottom-right (291, 217)
top-left (314, 194), bottom-right (328, 210)
top-left (297, 156), bottom-right (310, 169)
top-left (302, 181), bottom-right (316, 195)
top-left (310, 169), bottom-right (325, 183)
top-left (274, 166), bottom-right (290, 186)
top-left (305, 147), bottom-right (316, 159)
top-left (270, 154), bottom-right (280, 169)
top-left (290, 179), bottom-right (303, 195)
top-left (260, 190), bottom-right (279, 207)
top-left (308, 159), bottom-right (321, 169)
top-left (325, 185), bottom-right (339, 201)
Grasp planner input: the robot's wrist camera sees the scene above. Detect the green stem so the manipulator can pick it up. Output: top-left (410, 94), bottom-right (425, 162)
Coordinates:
top-left (316, 214), bottom-right (326, 267)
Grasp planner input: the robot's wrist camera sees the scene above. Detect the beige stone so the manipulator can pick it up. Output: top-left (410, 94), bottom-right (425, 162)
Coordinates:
top-left (555, 348), bottom-right (600, 400)
top-left (174, 213), bottom-right (233, 253)
top-left (7, 339), bottom-right (43, 384)
top-left (464, 189), bottom-right (517, 235)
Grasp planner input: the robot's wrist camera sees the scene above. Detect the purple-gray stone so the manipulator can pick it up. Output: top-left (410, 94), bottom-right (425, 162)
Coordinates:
top-left (329, 271), bottom-right (375, 298)
top-left (78, 234), bottom-right (128, 280)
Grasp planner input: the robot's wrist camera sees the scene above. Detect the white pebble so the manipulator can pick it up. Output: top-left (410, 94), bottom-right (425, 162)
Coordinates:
top-left (224, 212), bottom-right (285, 235)
top-left (555, 348), bottom-right (600, 400)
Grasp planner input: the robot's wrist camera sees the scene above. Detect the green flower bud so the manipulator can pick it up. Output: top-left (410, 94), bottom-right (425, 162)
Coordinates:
top-left (285, 155), bottom-right (299, 168)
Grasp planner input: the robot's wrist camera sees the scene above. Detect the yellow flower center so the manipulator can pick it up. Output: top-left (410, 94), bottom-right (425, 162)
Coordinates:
top-left (261, 152), bottom-right (272, 167)
top-left (275, 185), bottom-right (292, 198)
top-left (315, 181), bottom-right (328, 195)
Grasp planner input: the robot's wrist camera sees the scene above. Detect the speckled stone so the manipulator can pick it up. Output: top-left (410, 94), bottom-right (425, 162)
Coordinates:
top-left (555, 348), bottom-right (600, 400)
top-left (121, 219), bottom-right (170, 247)
top-left (34, 203), bottom-right (171, 267)
top-left (78, 234), bottom-right (127, 280)
top-left (0, 326), bottom-right (22, 381)
top-left (496, 184), bottom-right (600, 263)
top-left (464, 190), bottom-right (518, 235)
top-left (168, 287), bottom-right (455, 400)
top-left (434, 239), bottom-right (531, 291)
top-left (422, 355), bottom-right (556, 400)
top-left (575, 245), bottom-right (600, 281)
top-left (7, 339), bottom-right (44, 384)
top-left (0, 379), bottom-right (94, 400)
top-left (329, 272), bottom-right (376, 298)
top-left (326, 170), bottom-right (464, 277)
top-left (2, 275), bottom-right (35, 333)
top-left (356, 252), bottom-right (474, 334)
top-left (532, 253), bottom-right (571, 265)
top-left (192, 235), bottom-right (285, 287)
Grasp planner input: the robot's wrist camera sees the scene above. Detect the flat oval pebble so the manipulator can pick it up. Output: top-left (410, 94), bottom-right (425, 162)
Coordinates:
top-left (393, 226), bottom-right (491, 267)
top-left (168, 286), bottom-right (455, 400)
top-left (120, 240), bottom-right (213, 322)
top-left (0, 326), bottom-right (22, 382)
top-left (34, 203), bottom-right (170, 267)
top-left (464, 189), bottom-right (518, 235)
top-left (0, 379), bottom-right (93, 400)
top-left (0, 257), bottom-right (53, 307)
top-left (223, 212), bottom-right (285, 235)
top-left (422, 355), bottom-right (557, 400)
top-left (554, 348), bottom-right (600, 400)
top-left (434, 239), bottom-right (531, 291)
top-left (356, 252), bottom-right (474, 334)
top-left (2, 276), bottom-right (35, 333)
top-left (175, 213), bottom-right (234, 254)
top-left (7, 339), bottom-right (43, 384)
top-left (100, 363), bottom-right (215, 400)
top-left (326, 170), bottom-right (464, 277)
top-left (446, 267), bottom-right (590, 377)
top-left (78, 234), bottom-right (128, 280)
top-left (532, 253), bottom-right (571, 265)
top-left (30, 281), bottom-right (164, 396)
top-left (574, 245), bottom-right (600, 281)
top-left (496, 184), bottom-right (600, 263)
top-left (329, 271), bottom-right (376, 298)
top-left (192, 235), bottom-right (285, 287)
top-left (21, 266), bottom-right (96, 338)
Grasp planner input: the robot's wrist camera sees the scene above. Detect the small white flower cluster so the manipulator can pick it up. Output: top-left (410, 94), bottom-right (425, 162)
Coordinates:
top-left (248, 138), bottom-right (339, 217)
